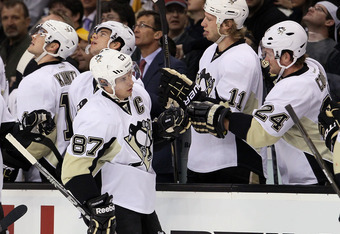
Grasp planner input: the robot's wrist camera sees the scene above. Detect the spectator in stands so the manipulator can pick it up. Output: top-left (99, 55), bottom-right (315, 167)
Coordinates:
top-left (302, 0), bottom-right (339, 68)
top-left (48, 0), bottom-right (84, 30)
top-left (244, 0), bottom-right (288, 48)
top-left (0, 0), bottom-right (31, 93)
top-left (23, 0), bottom-right (51, 28)
top-left (175, 0), bottom-right (212, 81)
top-left (81, 0), bottom-right (97, 31)
top-left (101, 0), bottom-right (136, 29)
top-left (324, 6), bottom-right (340, 102)
top-left (133, 10), bottom-right (187, 182)
top-left (165, 0), bottom-right (201, 81)
top-left (71, 28), bottom-right (92, 72)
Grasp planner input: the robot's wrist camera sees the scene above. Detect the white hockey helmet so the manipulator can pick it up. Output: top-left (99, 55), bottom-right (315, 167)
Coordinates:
top-left (90, 48), bottom-right (133, 100)
top-left (33, 20), bottom-right (78, 62)
top-left (94, 21), bottom-right (135, 55)
top-left (204, 0), bottom-right (249, 30)
top-left (261, 20), bottom-right (307, 62)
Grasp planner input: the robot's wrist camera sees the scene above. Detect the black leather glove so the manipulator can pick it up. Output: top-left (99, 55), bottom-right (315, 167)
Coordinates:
top-left (187, 101), bottom-right (231, 138)
top-left (156, 107), bottom-right (191, 139)
top-left (21, 109), bottom-right (55, 135)
top-left (86, 193), bottom-right (116, 234)
top-left (318, 100), bottom-right (340, 152)
top-left (159, 68), bottom-right (206, 110)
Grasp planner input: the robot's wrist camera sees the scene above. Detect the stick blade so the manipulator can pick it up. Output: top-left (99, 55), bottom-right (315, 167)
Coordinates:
top-left (0, 205), bottom-right (28, 231)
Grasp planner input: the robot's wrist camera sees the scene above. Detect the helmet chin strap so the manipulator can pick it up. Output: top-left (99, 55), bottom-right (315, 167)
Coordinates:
top-left (276, 57), bottom-right (296, 79)
top-left (35, 43), bottom-right (60, 63)
top-left (215, 23), bottom-right (229, 44)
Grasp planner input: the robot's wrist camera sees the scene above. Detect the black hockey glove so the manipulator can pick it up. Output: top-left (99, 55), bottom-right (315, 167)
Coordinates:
top-left (159, 68), bottom-right (206, 110)
top-left (21, 109), bottom-right (55, 135)
top-left (318, 100), bottom-right (340, 152)
top-left (86, 193), bottom-right (116, 234)
top-left (156, 107), bottom-right (191, 139)
top-left (187, 101), bottom-right (231, 138)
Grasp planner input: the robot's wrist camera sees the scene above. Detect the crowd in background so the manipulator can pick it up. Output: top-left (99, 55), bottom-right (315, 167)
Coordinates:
top-left (0, 0), bottom-right (339, 185)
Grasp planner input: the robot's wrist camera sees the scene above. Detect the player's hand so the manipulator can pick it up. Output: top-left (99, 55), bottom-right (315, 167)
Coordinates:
top-left (156, 107), bottom-right (191, 139)
top-left (21, 109), bottom-right (55, 135)
top-left (318, 100), bottom-right (340, 152)
top-left (159, 68), bottom-right (205, 110)
top-left (86, 193), bottom-right (116, 234)
top-left (187, 101), bottom-right (231, 138)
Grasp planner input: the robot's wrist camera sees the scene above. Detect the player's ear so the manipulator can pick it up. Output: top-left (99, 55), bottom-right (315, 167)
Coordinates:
top-left (110, 41), bottom-right (121, 51)
top-left (46, 41), bottom-right (60, 54)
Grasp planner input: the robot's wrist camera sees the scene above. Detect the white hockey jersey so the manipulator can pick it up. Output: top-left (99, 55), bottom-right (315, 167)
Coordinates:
top-left (0, 95), bottom-right (15, 201)
top-left (16, 61), bottom-right (79, 166)
top-left (188, 41), bottom-right (266, 177)
top-left (248, 58), bottom-right (332, 184)
top-left (63, 83), bottom-right (156, 214)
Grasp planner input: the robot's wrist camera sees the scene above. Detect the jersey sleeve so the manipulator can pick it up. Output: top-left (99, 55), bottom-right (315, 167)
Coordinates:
top-left (229, 79), bottom-right (314, 148)
top-left (16, 74), bottom-right (58, 120)
top-left (61, 106), bottom-right (119, 202)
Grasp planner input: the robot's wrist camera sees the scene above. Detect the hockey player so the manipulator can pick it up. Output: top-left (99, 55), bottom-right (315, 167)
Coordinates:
top-left (62, 48), bottom-right (188, 233)
top-left (14, 19), bottom-right (79, 181)
top-left (186, 20), bottom-right (334, 185)
top-left (160, 0), bottom-right (266, 183)
top-left (68, 21), bottom-right (138, 118)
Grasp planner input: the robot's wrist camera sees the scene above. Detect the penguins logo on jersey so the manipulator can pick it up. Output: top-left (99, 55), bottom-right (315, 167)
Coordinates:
top-left (277, 26), bottom-right (286, 35)
top-left (124, 119), bottom-right (153, 170)
top-left (196, 68), bottom-right (215, 96)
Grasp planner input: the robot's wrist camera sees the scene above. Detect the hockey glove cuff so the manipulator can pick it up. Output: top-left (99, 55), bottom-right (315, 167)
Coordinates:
top-left (187, 101), bottom-right (231, 138)
top-left (86, 193), bottom-right (116, 234)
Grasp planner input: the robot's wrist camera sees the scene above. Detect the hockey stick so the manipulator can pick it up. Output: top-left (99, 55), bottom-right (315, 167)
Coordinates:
top-left (0, 205), bottom-right (27, 232)
top-left (153, 0), bottom-right (180, 183)
top-left (152, 0), bottom-right (170, 67)
top-left (95, 0), bottom-right (102, 25)
top-left (284, 104), bottom-right (340, 197)
top-left (5, 133), bottom-right (91, 221)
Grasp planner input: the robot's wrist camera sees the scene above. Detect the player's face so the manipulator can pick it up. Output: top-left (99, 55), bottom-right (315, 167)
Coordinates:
top-left (262, 48), bottom-right (280, 75)
top-left (114, 70), bottom-right (134, 100)
top-left (28, 28), bottom-right (47, 57)
top-left (201, 12), bottom-right (219, 42)
top-left (89, 28), bottom-right (111, 55)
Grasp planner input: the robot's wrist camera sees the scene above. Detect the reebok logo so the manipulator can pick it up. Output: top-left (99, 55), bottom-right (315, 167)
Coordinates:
top-left (95, 205), bottom-right (115, 214)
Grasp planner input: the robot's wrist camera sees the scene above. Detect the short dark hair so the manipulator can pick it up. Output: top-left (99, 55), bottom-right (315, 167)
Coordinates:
top-left (48, 0), bottom-right (84, 28)
top-left (101, 1), bottom-right (135, 29)
top-left (2, 0), bottom-right (29, 18)
top-left (136, 10), bottom-right (162, 31)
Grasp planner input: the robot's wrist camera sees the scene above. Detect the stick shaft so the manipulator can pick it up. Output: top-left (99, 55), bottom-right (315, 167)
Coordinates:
top-left (285, 105), bottom-right (340, 197)
top-left (5, 134), bottom-right (91, 220)
top-left (0, 205), bottom-right (27, 232)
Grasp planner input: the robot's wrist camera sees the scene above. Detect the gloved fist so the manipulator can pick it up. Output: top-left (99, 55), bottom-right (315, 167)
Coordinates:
top-left (156, 107), bottom-right (191, 139)
top-left (187, 101), bottom-right (231, 138)
top-left (159, 68), bottom-right (205, 110)
top-left (318, 100), bottom-right (340, 152)
top-left (21, 109), bottom-right (55, 135)
top-left (86, 193), bottom-right (116, 234)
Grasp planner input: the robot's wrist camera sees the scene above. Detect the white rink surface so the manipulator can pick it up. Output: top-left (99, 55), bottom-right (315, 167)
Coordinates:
top-left (2, 189), bottom-right (340, 234)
